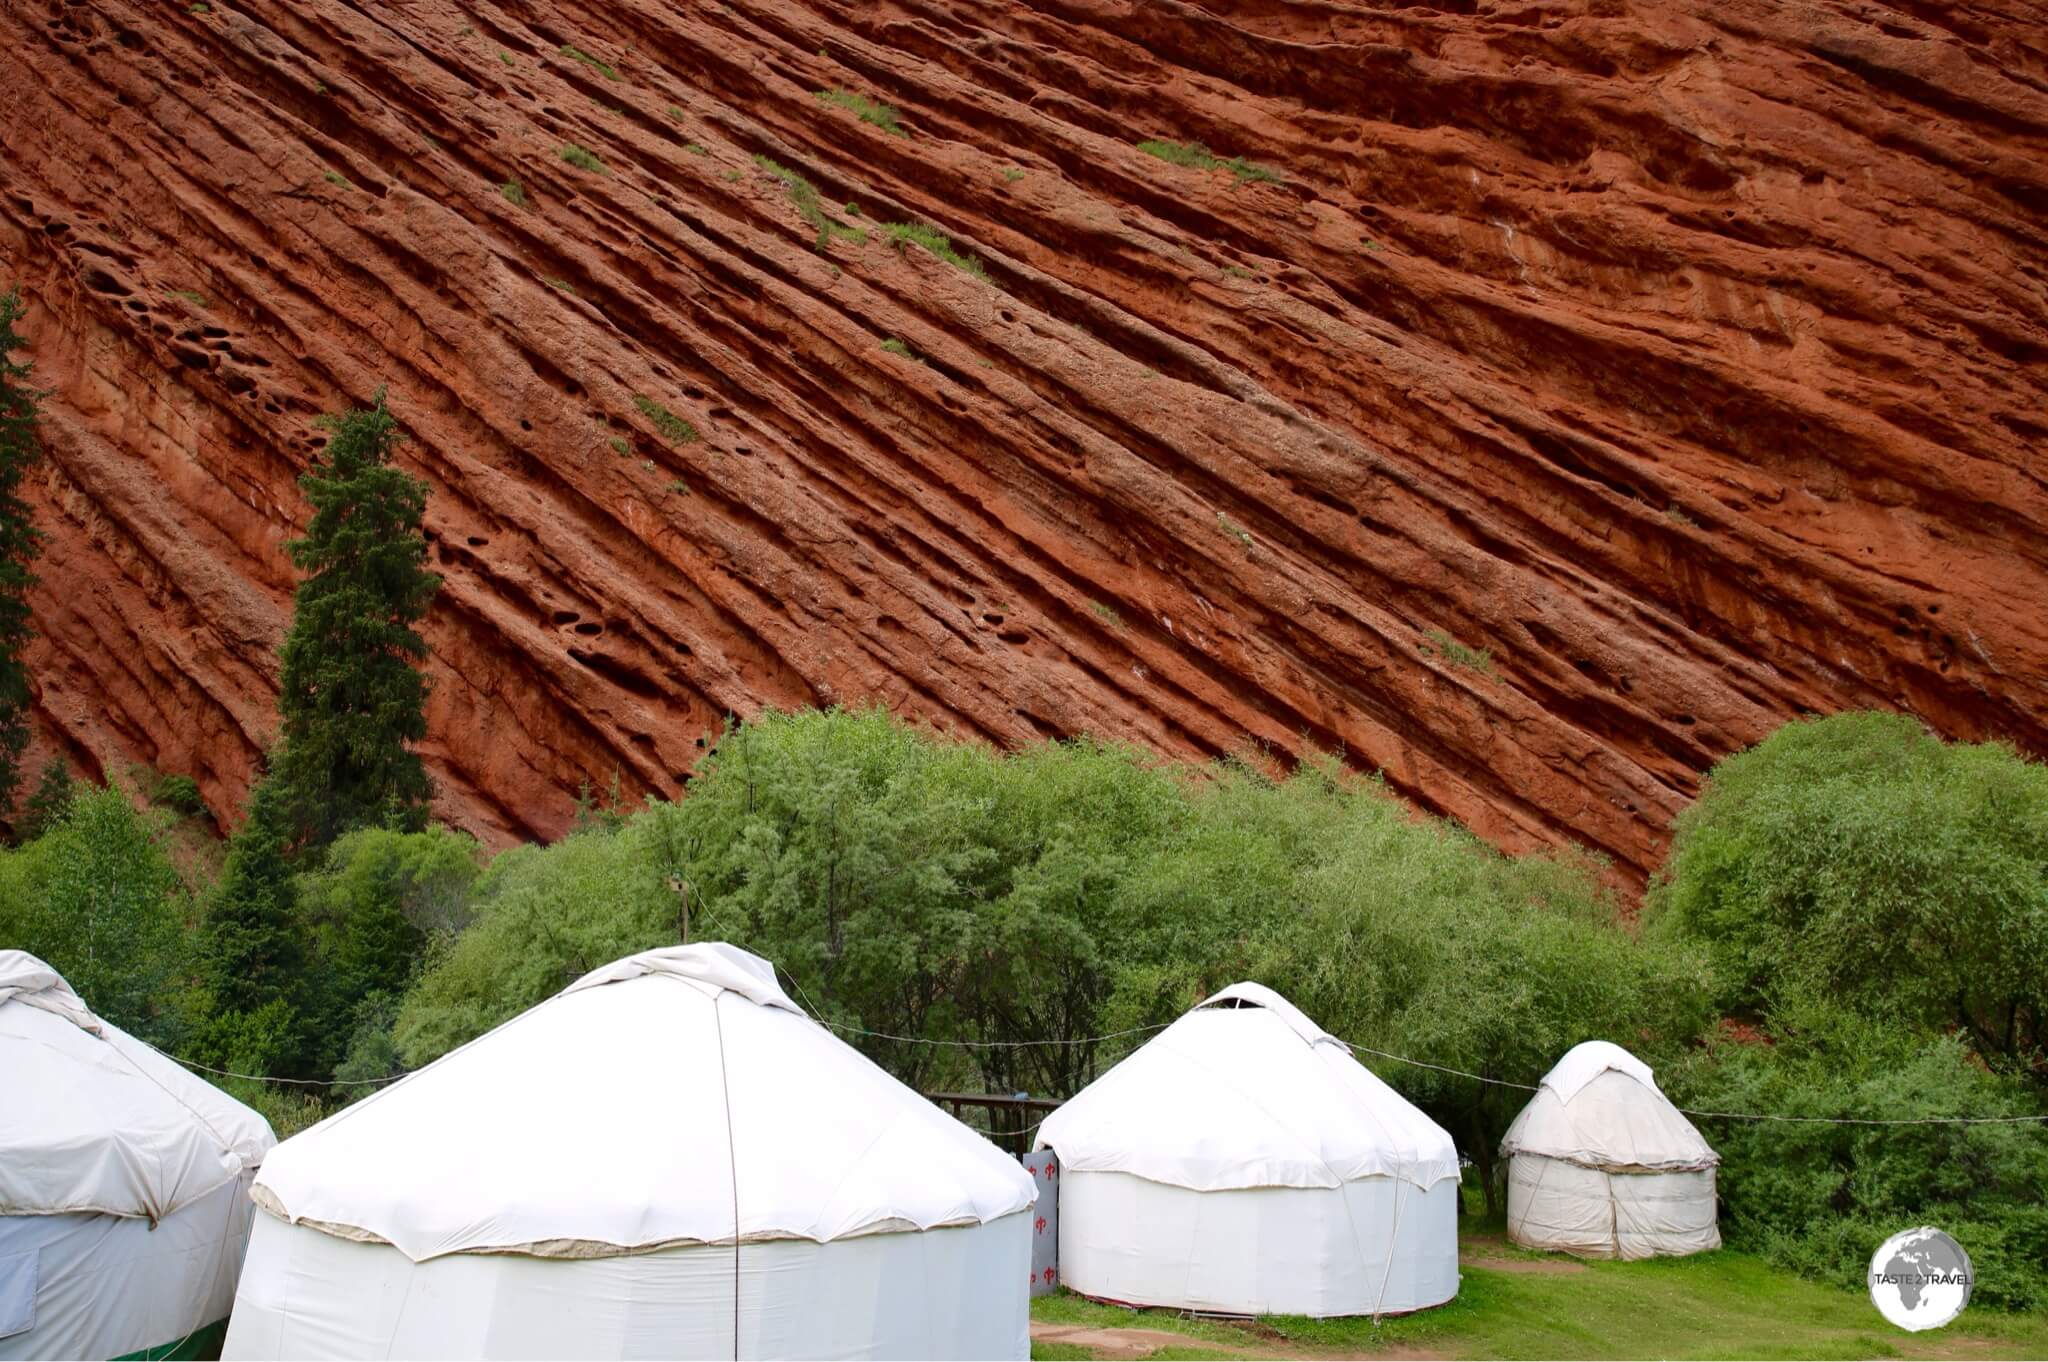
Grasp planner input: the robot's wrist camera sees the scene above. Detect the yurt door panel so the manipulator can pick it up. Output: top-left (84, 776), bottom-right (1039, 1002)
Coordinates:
top-left (1023, 1151), bottom-right (1058, 1296)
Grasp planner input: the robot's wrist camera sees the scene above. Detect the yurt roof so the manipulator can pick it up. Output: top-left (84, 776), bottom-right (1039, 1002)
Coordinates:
top-left (1498, 1040), bottom-right (1717, 1172)
top-left (1035, 981), bottom-right (1460, 1193)
top-left (252, 943), bottom-right (1036, 1263)
top-left (0, 950), bottom-right (276, 1222)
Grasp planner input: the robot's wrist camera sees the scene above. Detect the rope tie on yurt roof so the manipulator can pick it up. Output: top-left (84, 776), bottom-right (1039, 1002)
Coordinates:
top-left (1370, 1175), bottom-right (1408, 1325)
top-left (712, 990), bottom-right (741, 1362)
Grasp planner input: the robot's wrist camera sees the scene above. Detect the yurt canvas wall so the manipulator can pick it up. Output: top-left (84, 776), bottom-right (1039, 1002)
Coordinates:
top-left (0, 952), bottom-right (275, 1361)
top-left (1499, 1041), bottom-right (1720, 1260)
top-left (223, 943), bottom-right (1036, 1361)
top-left (1037, 983), bottom-right (1460, 1318)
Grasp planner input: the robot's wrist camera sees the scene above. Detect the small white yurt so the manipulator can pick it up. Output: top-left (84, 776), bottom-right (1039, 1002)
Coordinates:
top-left (0, 950), bottom-right (275, 1361)
top-left (1036, 983), bottom-right (1460, 1318)
top-left (222, 943), bottom-right (1037, 1361)
top-left (1499, 1040), bottom-right (1720, 1259)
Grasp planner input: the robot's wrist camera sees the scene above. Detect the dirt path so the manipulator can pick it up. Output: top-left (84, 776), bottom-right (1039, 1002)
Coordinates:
top-left (1459, 1233), bottom-right (1589, 1275)
top-left (1032, 1322), bottom-right (1279, 1358)
top-left (1029, 1320), bottom-right (1448, 1360)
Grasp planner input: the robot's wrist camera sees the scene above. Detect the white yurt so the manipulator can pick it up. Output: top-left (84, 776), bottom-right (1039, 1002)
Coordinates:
top-left (1499, 1040), bottom-right (1720, 1259)
top-left (1036, 983), bottom-right (1460, 1318)
top-left (0, 950), bottom-right (275, 1361)
top-left (222, 943), bottom-right (1037, 1361)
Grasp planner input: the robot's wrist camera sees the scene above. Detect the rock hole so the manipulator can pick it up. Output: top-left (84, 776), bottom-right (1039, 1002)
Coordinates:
top-left (574, 621), bottom-right (604, 636)
top-left (998, 629), bottom-right (1029, 645)
top-left (466, 535), bottom-right (488, 547)
top-left (552, 610), bottom-right (581, 625)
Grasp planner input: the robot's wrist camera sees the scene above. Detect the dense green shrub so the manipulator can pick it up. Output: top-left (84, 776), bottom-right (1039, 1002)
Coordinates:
top-left (1648, 712), bottom-right (2047, 1072)
top-left (1649, 711), bottom-right (2048, 1306)
top-left (150, 771), bottom-right (206, 816)
top-left (1664, 1002), bottom-right (2048, 1310)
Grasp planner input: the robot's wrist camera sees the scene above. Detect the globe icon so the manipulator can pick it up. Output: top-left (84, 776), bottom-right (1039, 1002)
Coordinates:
top-left (1868, 1227), bottom-right (1973, 1331)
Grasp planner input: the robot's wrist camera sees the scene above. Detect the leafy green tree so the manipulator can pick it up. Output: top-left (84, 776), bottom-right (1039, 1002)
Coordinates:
top-left (673, 709), bottom-right (995, 1089)
top-left (392, 819), bottom-right (678, 1066)
top-left (271, 391), bottom-right (441, 847)
top-left (296, 825), bottom-right (478, 1072)
top-left (0, 786), bottom-right (187, 1040)
top-left (1648, 712), bottom-right (2048, 1072)
top-left (931, 735), bottom-right (1191, 1097)
top-left (16, 755), bottom-right (74, 842)
top-left (0, 289), bottom-right (48, 814)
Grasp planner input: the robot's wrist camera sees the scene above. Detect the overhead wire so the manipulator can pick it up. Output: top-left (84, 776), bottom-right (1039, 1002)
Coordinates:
top-left (166, 1004), bottom-right (2048, 1128)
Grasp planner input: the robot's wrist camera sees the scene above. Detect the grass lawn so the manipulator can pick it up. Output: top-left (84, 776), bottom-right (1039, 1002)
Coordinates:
top-left (1030, 1231), bottom-right (2048, 1360)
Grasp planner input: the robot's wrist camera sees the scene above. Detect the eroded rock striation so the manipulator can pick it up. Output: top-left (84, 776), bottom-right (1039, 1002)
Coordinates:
top-left (2, 0), bottom-right (2044, 883)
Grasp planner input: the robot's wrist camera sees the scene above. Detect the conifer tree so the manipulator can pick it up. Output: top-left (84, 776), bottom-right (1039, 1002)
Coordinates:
top-left (0, 288), bottom-right (48, 815)
top-left (271, 390), bottom-right (441, 846)
top-left (195, 772), bottom-right (314, 1076)
top-left (200, 775), bottom-right (306, 1018)
top-left (17, 755), bottom-right (73, 842)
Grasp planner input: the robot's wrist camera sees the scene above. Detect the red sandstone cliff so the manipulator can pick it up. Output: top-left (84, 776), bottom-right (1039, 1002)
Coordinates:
top-left (1, 0), bottom-right (2044, 884)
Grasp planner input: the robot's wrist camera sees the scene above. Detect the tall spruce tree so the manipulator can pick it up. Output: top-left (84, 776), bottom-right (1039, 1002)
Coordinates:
top-left (0, 288), bottom-right (48, 816)
top-left (200, 774), bottom-right (306, 1017)
top-left (272, 390), bottom-right (440, 846)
